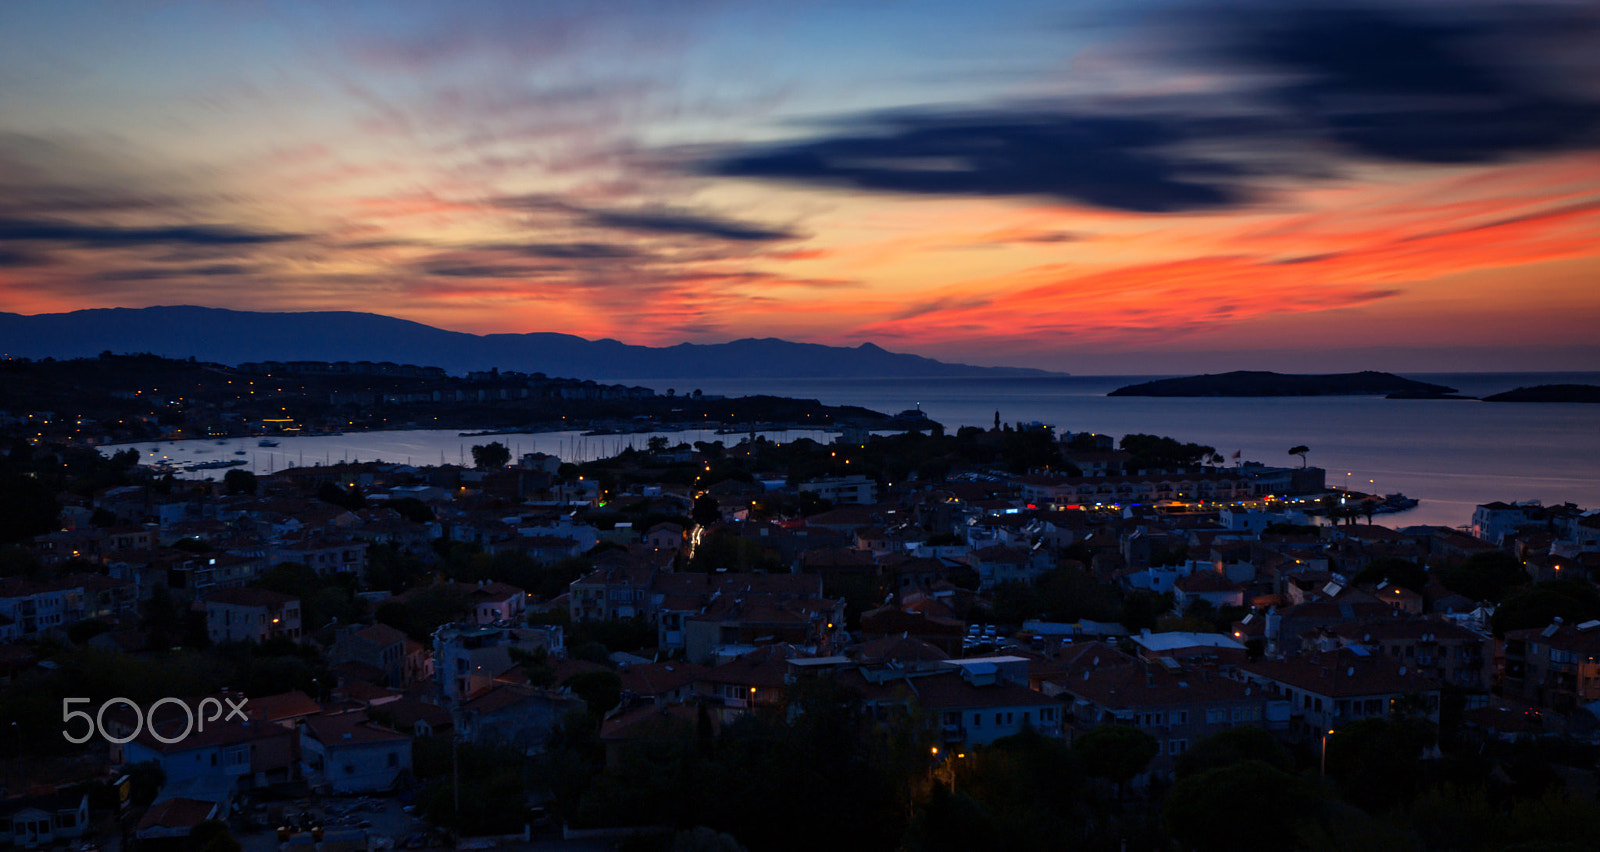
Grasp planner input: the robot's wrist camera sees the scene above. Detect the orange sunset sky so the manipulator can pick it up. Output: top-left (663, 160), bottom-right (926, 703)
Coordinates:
top-left (1, 0), bottom-right (1598, 373)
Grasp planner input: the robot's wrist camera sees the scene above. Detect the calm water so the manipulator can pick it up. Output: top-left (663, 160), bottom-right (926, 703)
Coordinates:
top-left (107, 372), bottom-right (1600, 531)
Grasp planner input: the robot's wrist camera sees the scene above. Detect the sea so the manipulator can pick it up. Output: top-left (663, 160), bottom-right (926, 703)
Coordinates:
top-left (105, 372), bottom-right (1600, 531)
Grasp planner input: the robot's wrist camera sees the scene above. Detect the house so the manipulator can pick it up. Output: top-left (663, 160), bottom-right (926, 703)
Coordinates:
top-left (268, 536), bottom-right (368, 577)
top-left (433, 623), bottom-right (564, 702)
top-left (331, 624), bottom-right (409, 687)
top-left (299, 714), bottom-right (412, 794)
top-left (617, 661), bottom-right (709, 707)
top-left (1047, 662), bottom-right (1281, 776)
top-left (683, 593), bottom-right (846, 666)
top-left (1322, 619), bottom-right (1490, 690)
top-left (844, 665), bottom-right (1062, 746)
top-left (798, 475), bottom-right (877, 505)
top-left (695, 646), bottom-right (798, 718)
top-left (122, 710), bottom-right (299, 797)
top-left (645, 522), bottom-right (685, 552)
top-left (599, 704), bottom-right (709, 770)
top-left (1499, 619), bottom-right (1600, 711)
top-left (245, 690), bottom-right (324, 728)
top-left (1172, 570), bottom-right (1246, 611)
top-left (857, 605), bottom-right (966, 657)
top-left (464, 580), bottom-right (526, 625)
top-left (1, 792), bottom-right (90, 850)
top-left (1471, 502), bottom-right (1537, 545)
top-left (966, 545), bottom-right (1046, 589)
top-left (1237, 648), bottom-right (1440, 734)
top-left (1129, 631), bottom-right (1248, 663)
top-left (453, 685), bottom-right (585, 754)
top-left (203, 587), bottom-right (301, 644)
top-left (0, 578), bottom-right (78, 641)
top-left (569, 566), bottom-right (656, 622)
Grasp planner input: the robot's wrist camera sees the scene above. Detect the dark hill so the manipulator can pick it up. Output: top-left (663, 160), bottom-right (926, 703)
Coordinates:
top-left (1108, 370), bottom-right (1457, 397)
top-left (1482, 384), bottom-right (1600, 403)
top-left (0, 306), bottom-right (1060, 380)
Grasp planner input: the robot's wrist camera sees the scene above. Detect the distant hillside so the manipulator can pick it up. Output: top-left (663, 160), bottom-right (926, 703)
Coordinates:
top-left (1108, 370), bottom-right (1457, 397)
top-left (0, 306), bottom-right (1059, 380)
top-left (1482, 384), bottom-right (1600, 403)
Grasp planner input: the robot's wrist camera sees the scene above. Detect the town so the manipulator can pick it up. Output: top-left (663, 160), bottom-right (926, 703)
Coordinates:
top-left (3, 376), bottom-right (1600, 852)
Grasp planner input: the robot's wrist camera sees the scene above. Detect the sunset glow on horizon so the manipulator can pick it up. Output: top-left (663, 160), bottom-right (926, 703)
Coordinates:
top-left (2, 0), bottom-right (1599, 373)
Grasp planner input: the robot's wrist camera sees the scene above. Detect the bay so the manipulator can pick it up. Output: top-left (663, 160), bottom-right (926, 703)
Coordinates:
top-left (622, 373), bottom-right (1600, 531)
top-left (107, 372), bottom-right (1600, 532)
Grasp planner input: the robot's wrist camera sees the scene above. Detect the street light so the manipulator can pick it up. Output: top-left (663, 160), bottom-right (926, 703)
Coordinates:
top-left (1321, 729), bottom-right (1336, 776)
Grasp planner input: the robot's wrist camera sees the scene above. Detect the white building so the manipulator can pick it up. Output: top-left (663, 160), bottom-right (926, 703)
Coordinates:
top-left (299, 715), bottom-right (412, 794)
top-left (203, 588), bottom-right (301, 644)
top-left (798, 475), bottom-right (877, 505)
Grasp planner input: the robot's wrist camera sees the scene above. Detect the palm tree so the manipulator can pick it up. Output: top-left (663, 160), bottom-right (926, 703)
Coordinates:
top-left (1288, 445), bottom-right (1309, 469)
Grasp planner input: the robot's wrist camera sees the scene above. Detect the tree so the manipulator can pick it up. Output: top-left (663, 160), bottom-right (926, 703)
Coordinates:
top-left (123, 761), bottom-right (166, 808)
top-left (470, 441), bottom-right (511, 470)
top-left (1073, 723), bottom-right (1157, 802)
top-left (1438, 550), bottom-right (1528, 603)
top-left (692, 494), bottom-right (720, 527)
top-left (562, 670), bottom-right (622, 719)
top-left (0, 472), bottom-right (61, 544)
top-left (1351, 557), bottom-right (1428, 594)
top-left (1289, 445), bottom-right (1310, 469)
top-left (1175, 726), bottom-right (1292, 779)
top-left (1491, 578), bottom-right (1600, 637)
top-left (1162, 761), bottom-right (1322, 852)
top-left (222, 468), bottom-right (257, 495)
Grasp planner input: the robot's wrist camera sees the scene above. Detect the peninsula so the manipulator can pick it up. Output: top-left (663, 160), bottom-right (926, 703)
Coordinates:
top-left (1482, 384), bottom-right (1600, 403)
top-left (1107, 370), bottom-right (1458, 398)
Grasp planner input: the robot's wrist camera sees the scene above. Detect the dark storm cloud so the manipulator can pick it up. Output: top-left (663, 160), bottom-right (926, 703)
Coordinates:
top-left (0, 217), bottom-right (302, 248)
top-left (1214, 4), bottom-right (1600, 163)
top-left (708, 112), bottom-right (1253, 213)
top-left (519, 242), bottom-right (642, 259)
top-left (586, 207), bottom-right (798, 241)
top-left (700, 2), bottom-right (1600, 212)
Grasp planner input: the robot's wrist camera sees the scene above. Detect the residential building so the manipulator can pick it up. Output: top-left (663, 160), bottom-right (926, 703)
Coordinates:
top-left (798, 475), bottom-right (878, 505)
top-left (299, 714), bottom-right (412, 794)
top-left (122, 713), bottom-right (299, 797)
top-left (1237, 648), bottom-right (1440, 734)
top-left (433, 623), bottom-right (563, 702)
top-left (1048, 662), bottom-right (1282, 776)
top-left (452, 684), bottom-right (585, 754)
top-left (2, 792), bottom-right (90, 850)
top-left (845, 665), bottom-right (1062, 746)
top-left (203, 588), bottom-right (301, 644)
top-left (966, 545), bottom-right (1047, 589)
top-left (331, 623), bottom-right (407, 686)
top-left (1500, 619), bottom-right (1600, 711)
top-left (1323, 619), bottom-right (1490, 690)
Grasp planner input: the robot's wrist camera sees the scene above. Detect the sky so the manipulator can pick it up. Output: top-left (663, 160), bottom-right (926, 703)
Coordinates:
top-left (1, 0), bottom-right (1598, 374)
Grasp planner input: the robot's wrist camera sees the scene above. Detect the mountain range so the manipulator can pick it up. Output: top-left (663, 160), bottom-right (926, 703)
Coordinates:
top-left (0, 306), bottom-right (1058, 380)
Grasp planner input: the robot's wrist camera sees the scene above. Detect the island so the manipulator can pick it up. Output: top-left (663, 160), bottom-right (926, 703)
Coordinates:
top-left (1482, 384), bottom-right (1600, 403)
top-left (1107, 370), bottom-right (1458, 397)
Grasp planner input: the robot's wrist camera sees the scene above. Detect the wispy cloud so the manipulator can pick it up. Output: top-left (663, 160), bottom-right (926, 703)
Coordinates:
top-left (0, 218), bottom-right (301, 248)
